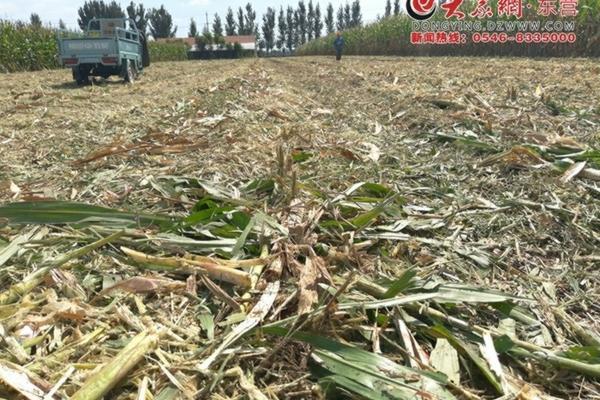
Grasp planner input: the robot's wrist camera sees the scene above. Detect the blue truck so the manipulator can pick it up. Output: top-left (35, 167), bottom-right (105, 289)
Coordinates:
top-left (57, 18), bottom-right (149, 85)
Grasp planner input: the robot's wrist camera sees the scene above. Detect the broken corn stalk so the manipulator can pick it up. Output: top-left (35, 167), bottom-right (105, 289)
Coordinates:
top-left (0, 231), bottom-right (124, 305)
top-left (28, 327), bottom-right (105, 373)
top-left (70, 329), bottom-right (159, 400)
top-left (121, 247), bottom-right (252, 288)
top-left (184, 253), bottom-right (269, 269)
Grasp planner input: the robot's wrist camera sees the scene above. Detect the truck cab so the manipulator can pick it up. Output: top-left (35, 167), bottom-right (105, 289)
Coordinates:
top-left (58, 18), bottom-right (149, 85)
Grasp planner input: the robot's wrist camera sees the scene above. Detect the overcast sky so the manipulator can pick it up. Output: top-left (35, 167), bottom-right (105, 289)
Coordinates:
top-left (0, 0), bottom-right (388, 32)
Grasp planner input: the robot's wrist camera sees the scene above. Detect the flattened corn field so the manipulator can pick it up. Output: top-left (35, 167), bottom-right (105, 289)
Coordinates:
top-left (0, 57), bottom-right (599, 400)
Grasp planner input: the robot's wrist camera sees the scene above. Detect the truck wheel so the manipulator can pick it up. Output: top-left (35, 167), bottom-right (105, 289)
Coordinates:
top-left (72, 67), bottom-right (89, 86)
top-left (123, 59), bottom-right (135, 84)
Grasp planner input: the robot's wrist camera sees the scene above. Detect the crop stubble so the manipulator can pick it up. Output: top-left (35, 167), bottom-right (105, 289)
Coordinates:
top-left (0, 57), bottom-right (598, 399)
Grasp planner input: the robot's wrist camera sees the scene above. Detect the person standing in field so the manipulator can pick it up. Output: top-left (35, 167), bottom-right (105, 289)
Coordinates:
top-left (334, 31), bottom-right (345, 61)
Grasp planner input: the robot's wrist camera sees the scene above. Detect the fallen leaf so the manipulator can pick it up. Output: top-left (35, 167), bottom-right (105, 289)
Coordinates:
top-left (297, 257), bottom-right (320, 315)
top-left (9, 181), bottom-right (20, 199)
top-left (0, 362), bottom-right (45, 400)
top-left (99, 276), bottom-right (186, 296)
top-left (560, 161), bottom-right (586, 183)
top-left (430, 338), bottom-right (460, 384)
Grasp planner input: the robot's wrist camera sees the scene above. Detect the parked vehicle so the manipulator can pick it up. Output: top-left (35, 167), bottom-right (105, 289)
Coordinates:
top-left (57, 18), bottom-right (149, 85)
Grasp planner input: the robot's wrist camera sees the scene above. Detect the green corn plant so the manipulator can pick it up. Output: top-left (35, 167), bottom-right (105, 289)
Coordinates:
top-left (0, 20), bottom-right (59, 72)
top-left (148, 41), bottom-right (189, 62)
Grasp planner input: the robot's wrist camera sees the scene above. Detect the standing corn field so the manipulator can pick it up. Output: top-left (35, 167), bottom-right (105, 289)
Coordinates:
top-left (0, 21), bottom-right (59, 72)
top-left (147, 41), bottom-right (190, 62)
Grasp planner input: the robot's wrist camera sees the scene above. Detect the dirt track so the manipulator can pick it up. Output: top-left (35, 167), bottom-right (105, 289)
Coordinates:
top-left (0, 57), bottom-right (599, 398)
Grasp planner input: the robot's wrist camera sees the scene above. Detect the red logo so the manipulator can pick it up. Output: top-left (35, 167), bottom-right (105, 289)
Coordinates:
top-left (406, 0), bottom-right (437, 20)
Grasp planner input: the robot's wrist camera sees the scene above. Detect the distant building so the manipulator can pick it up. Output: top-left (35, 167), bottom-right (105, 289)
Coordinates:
top-left (223, 35), bottom-right (257, 51)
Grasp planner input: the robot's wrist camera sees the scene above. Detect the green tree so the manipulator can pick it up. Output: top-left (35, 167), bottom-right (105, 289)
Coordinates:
top-left (293, 9), bottom-right (301, 47)
top-left (127, 2), bottom-right (148, 34)
top-left (277, 7), bottom-right (287, 50)
top-left (202, 27), bottom-right (213, 44)
top-left (195, 35), bottom-right (208, 51)
top-left (286, 6), bottom-right (295, 50)
top-left (148, 5), bottom-right (176, 39)
top-left (351, 1), bottom-right (362, 27)
top-left (261, 7), bottom-right (276, 52)
top-left (336, 4), bottom-right (344, 30)
top-left (232, 42), bottom-right (243, 56)
top-left (314, 4), bottom-right (323, 38)
top-left (307, 0), bottom-right (314, 41)
top-left (297, 1), bottom-right (307, 44)
top-left (325, 3), bottom-right (334, 33)
top-left (225, 7), bottom-right (236, 35)
top-left (394, 0), bottom-right (400, 15)
top-left (256, 30), bottom-right (262, 50)
top-left (237, 7), bottom-right (245, 35)
top-left (59, 19), bottom-right (66, 29)
top-left (188, 18), bottom-right (198, 37)
top-left (77, 0), bottom-right (124, 30)
top-left (30, 13), bottom-right (42, 28)
top-left (244, 3), bottom-right (257, 35)
top-left (344, 3), bottom-right (351, 28)
top-left (385, 0), bottom-right (392, 17)
top-left (213, 14), bottom-right (223, 38)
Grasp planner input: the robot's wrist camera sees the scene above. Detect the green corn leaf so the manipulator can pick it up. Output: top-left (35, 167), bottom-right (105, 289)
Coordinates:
top-left (383, 268), bottom-right (417, 298)
top-left (560, 346), bottom-right (600, 364)
top-left (264, 326), bottom-right (455, 400)
top-left (350, 206), bottom-right (385, 229)
top-left (428, 325), bottom-right (503, 394)
top-left (0, 201), bottom-right (173, 228)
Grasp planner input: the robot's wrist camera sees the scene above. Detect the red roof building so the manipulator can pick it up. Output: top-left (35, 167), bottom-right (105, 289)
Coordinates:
top-left (223, 35), bottom-right (257, 50)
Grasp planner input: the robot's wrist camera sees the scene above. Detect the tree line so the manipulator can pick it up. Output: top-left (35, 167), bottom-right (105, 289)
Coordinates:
top-left (213, 0), bottom-right (363, 52)
top-left (384, 0), bottom-right (402, 18)
top-left (21, 0), bottom-right (370, 54)
top-left (68, 0), bottom-right (364, 53)
top-left (184, 0), bottom-right (364, 53)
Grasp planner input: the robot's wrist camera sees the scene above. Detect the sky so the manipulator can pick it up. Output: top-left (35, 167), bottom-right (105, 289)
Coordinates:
top-left (0, 0), bottom-right (388, 33)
